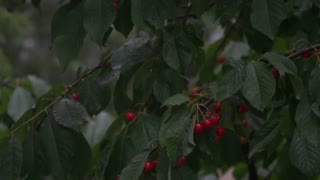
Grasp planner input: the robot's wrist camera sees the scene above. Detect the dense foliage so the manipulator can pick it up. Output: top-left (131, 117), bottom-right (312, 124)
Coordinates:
top-left (1, 0), bottom-right (320, 179)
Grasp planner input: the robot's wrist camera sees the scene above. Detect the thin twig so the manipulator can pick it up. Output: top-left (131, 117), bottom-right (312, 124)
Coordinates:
top-left (288, 44), bottom-right (320, 59)
top-left (10, 57), bottom-right (111, 134)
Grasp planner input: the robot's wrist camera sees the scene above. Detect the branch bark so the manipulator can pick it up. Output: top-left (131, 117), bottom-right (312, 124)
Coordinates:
top-left (288, 44), bottom-right (320, 59)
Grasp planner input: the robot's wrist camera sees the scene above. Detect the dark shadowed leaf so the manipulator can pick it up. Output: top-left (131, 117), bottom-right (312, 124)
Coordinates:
top-left (114, 0), bottom-right (133, 37)
top-left (39, 116), bottom-right (92, 179)
top-left (162, 94), bottom-right (189, 107)
top-left (119, 144), bottom-right (155, 180)
top-left (79, 77), bottom-right (111, 115)
top-left (241, 62), bottom-right (276, 110)
top-left (53, 98), bottom-right (89, 131)
top-left (0, 137), bottom-right (23, 180)
top-left (51, 1), bottom-right (86, 70)
top-left (295, 95), bottom-right (320, 146)
top-left (251, 0), bottom-right (287, 39)
top-left (153, 66), bottom-right (187, 103)
top-left (216, 60), bottom-right (247, 101)
top-left (290, 130), bottom-right (320, 175)
top-left (126, 114), bottom-right (161, 153)
top-left (84, 0), bottom-right (116, 44)
top-left (162, 32), bottom-right (198, 75)
top-left (309, 67), bottom-right (320, 102)
top-left (131, 0), bottom-right (176, 28)
top-left (250, 120), bottom-right (280, 157)
top-left (159, 107), bottom-right (195, 164)
top-left (263, 53), bottom-right (298, 75)
top-left (110, 32), bottom-right (160, 72)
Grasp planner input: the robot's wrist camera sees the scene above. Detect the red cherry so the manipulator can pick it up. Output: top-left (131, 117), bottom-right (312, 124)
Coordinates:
top-left (116, 176), bottom-right (120, 180)
top-left (152, 160), bottom-right (158, 169)
top-left (125, 111), bottom-right (136, 122)
top-left (216, 56), bottom-right (226, 64)
top-left (238, 103), bottom-right (249, 114)
top-left (144, 161), bottom-right (153, 173)
top-left (113, 0), bottom-right (119, 9)
top-left (209, 113), bottom-right (220, 126)
top-left (213, 101), bottom-right (222, 112)
top-left (177, 157), bottom-right (187, 168)
top-left (191, 87), bottom-right (202, 95)
top-left (194, 123), bottom-right (204, 134)
top-left (202, 119), bottom-right (213, 129)
top-left (205, 111), bottom-right (213, 117)
top-left (216, 127), bottom-right (226, 137)
top-left (302, 51), bottom-right (312, 59)
top-left (72, 93), bottom-right (80, 101)
top-left (240, 136), bottom-right (248, 144)
top-left (272, 68), bottom-right (280, 80)
top-left (242, 119), bottom-right (249, 128)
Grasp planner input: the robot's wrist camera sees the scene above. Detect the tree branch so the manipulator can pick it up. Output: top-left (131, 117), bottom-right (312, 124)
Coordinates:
top-left (288, 44), bottom-right (320, 59)
top-left (10, 57), bottom-right (111, 134)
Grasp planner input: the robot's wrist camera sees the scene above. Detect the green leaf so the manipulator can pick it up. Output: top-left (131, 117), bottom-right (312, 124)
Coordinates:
top-left (263, 52), bottom-right (298, 75)
top-left (132, 60), bottom-right (156, 104)
top-left (78, 77), bottom-right (111, 115)
top-left (119, 145), bottom-right (154, 180)
top-left (83, 0), bottom-right (116, 44)
top-left (289, 130), bottom-right (320, 175)
top-left (31, 0), bottom-right (41, 8)
top-left (162, 94), bottom-right (189, 107)
top-left (241, 62), bottom-right (276, 110)
top-left (103, 114), bottom-right (127, 141)
top-left (113, 69), bottom-right (134, 113)
top-left (192, 0), bottom-right (214, 16)
top-left (53, 98), bottom-right (89, 131)
top-left (7, 87), bottom-right (35, 121)
top-left (156, 148), bottom-right (170, 180)
top-left (216, 60), bottom-right (247, 101)
top-left (27, 75), bottom-right (51, 98)
top-left (159, 107), bottom-right (195, 163)
top-left (171, 165), bottom-right (197, 180)
top-left (312, 0), bottom-right (320, 8)
top-left (0, 137), bottom-right (23, 180)
top-left (110, 32), bottom-right (160, 72)
top-left (131, 0), bottom-right (176, 28)
top-left (40, 116), bottom-right (92, 179)
top-left (114, 0), bottom-right (133, 37)
top-left (309, 67), bottom-right (320, 102)
top-left (153, 67), bottom-right (187, 103)
top-left (250, 0), bottom-right (288, 39)
top-left (126, 114), bottom-right (161, 153)
top-left (288, 75), bottom-right (304, 100)
top-left (249, 120), bottom-right (280, 157)
top-left (103, 136), bottom-right (135, 179)
top-left (295, 95), bottom-right (320, 146)
top-left (215, 0), bottom-right (242, 26)
top-left (51, 1), bottom-right (86, 70)
top-left (311, 102), bottom-right (320, 118)
top-left (162, 32), bottom-right (197, 75)
top-left (94, 138), bottom-right (117, 179)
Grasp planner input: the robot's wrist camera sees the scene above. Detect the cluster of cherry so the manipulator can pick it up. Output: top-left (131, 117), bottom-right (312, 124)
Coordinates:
top-left (189, 87), bottom-right (250, 142)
